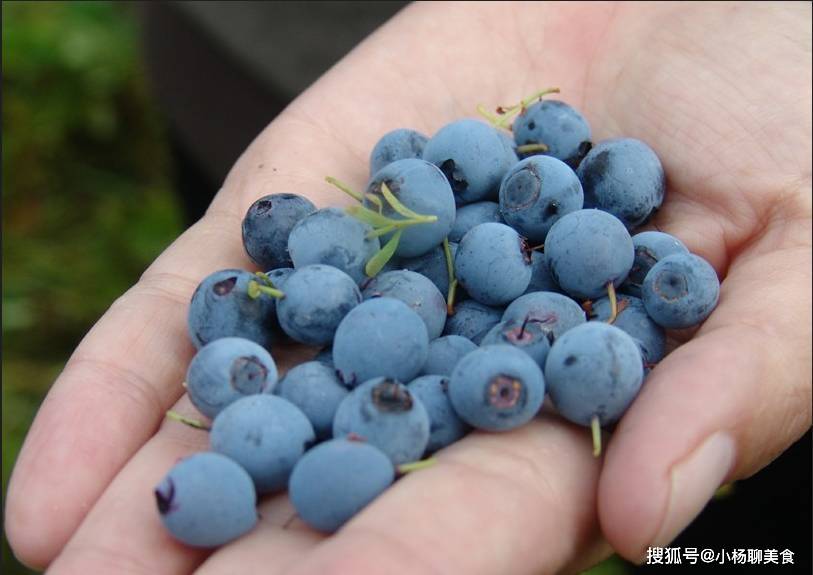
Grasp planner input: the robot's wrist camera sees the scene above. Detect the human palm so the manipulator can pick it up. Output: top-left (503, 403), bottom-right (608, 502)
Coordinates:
top-left (7, 3), bottom-right (811, 574)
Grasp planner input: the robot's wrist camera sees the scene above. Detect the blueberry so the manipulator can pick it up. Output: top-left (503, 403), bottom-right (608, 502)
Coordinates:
top-left (498, 155), bottom-right (584, 243)
top-left (276, 264), bottom-right (362, 345)
top-left (242, 193), bottom-right (316, 270)
top-left (188, 269), bottom-right (279, 350)
top-left (443, 299), bottom-right (504, 344)
top-left (210, 395), bottom-right (315, 494)
top-left (186, 337), bottom-right (278, 419)
top-left (288, 207), bottom-right (380, 284)
top-left (577, 138), bottom-right (665, 230)
top-left (641, 253), bottom-right (720, 329)
top-left (420, 334), bottom-right (478, 376)
top-left (264, 267), bottom-right (295, 291)
top-left (399, 241), bottom-right (458, 296)
top-left (544, 322), bottom-right (644, 426)
top-left (332, 377), bottom-right (430, 464)
top-left (449, 201), bottom-right (504, 243)
top-left (365, 158), bottom-right (456, 258)
top-left (455, 222), bottom-right (532, 305)
top-left (423, 118), bottom-right (517, 204)
top-left (314, 346), bottom-right (334, 367)
top-left (407, 375), bottom-right (470, 453)
top-left (155, 452), bottom-right (257, 548)
top-left (524, 250), bottom-right (562, 294)
top-left (589, 293), bottom-right (666, 365)
top-left (512, 100), bottom-right (592, 168)
top-left (502, 291), bottom-right (586, 342)
top-left (480, 318), bottom-right (552, 368)
top-left (288, 438), bottom-right (394, 533)
top-left (448, 344), bottom-right (545, 431)
top-left (369, 129), bottom-right (429, 176)
top-left (362, 270), bottom-right (447, 340)
top-left (544, 209), bottom-right (634, 300)
top-left (275, 361), bottom-right (348, 440)
top-left (621, 231), bottom-right (689, 297)
top-left (333, 297), bottom-right (430, 386)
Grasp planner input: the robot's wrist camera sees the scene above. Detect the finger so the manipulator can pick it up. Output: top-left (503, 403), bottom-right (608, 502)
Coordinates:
top-left (193, 498), bottom-right (323, 575)
top-left (43, 395), bottom-right (213, 575)
top-left (278, 418), bottom-right (607, 575)
top-left (599, 225), bottom-right (812, 561)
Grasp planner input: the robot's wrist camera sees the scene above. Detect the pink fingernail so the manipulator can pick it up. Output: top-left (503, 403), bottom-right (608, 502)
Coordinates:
top-left (650, 432), bottom-right (736, 549)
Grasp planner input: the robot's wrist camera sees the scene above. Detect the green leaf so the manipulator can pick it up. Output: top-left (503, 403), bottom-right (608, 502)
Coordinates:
top-left (380, 182), bottom-right (424, 219)
top-left (346, 205), bottom-right (396, 228)
top-left (365, 229), bottom-right (402, 277)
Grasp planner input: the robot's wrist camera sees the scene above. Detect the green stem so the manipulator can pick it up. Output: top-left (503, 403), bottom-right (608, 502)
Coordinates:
top-left (443, 238), bottom-right (458, 315)
top-left (516, 142), bottom-right (549, 154)
top-left (397, 457), bottom-right (437, 474)
top-left (247, 280), bottom-right (285, 300)
top-left (591, 415), bottom-right (602, 458)
top-left (605, 281), bottom-right (618, 324)
top-left (325, 176), bottom-right (364, 202)
top-left (166, 410), bottom-right (211, 431)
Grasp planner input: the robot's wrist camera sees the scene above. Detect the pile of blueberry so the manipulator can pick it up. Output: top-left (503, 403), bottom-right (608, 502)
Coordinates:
top-left (155, 89), bottom-right (721, 548)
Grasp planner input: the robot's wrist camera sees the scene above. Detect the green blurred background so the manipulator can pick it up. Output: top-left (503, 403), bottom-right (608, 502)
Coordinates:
top-left (2, 2), bottom-right (183, 572)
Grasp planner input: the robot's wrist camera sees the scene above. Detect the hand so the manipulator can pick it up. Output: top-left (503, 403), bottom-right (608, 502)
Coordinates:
top-left (6, 2), bottom-right (811, 573)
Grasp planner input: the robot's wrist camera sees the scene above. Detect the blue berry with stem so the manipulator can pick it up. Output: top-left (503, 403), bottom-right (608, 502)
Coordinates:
top-left (210, 394), bottom-right (315, 494)
top-left (423, 118), bottom-right (517, 204)
top-left (275, 361), bottom-right (349, 440)
top-left (455, 222), bottom-right (532, 306)
top-left (641, 253), bottom-right (720, 329)
top-left (544, 321), bottom-right (644, 456)
top-left (498, 155), bottom-right (584, 243)
top-left (333, 297), bottom-right (429, 387)
top-left (363, 158), bottom-right (456, 258)
top-left (589, 293), bottom-right (666, 366)
top-left (577, 138), bottom-right (665, 230)
top-left (155, 452), bottom-right (257, 548)
top-left (186, 337), bottom-right (278, 419)
top-left (502, 291), bottom-right (586, 342)
top-left (276, 264), bottom-right (362, 346)
top-left (407, 375), bottom-right (470, 453)
top-left (448, 344), bottom-right (546, 432)
top-left (512, 100), bottom-right (592, 168)
top-left (241, 193), bottom-right (316, 271)
top-left (188, 269), bottom-right (282, 350)
top-left (332, 377), bottom-right (430, 464)
top-left (288, 438), bottom-right (395, 533)
top-left (480, 317), bottom-right (552, 368)
top-left (287, 207), bottom-right (380, 284)
top-left (621, 231), bottom-right (689, 297)
top-left (420, 334), bottom-right (478, 376)
top-left (544, 209), bottom-right (634, 300)
top-left (369, 128), bottom-right (429, 176)
top-left (362, 269), bottom-right (447, 340)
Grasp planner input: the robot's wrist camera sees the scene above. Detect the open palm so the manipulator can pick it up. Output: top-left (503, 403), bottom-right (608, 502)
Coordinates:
top-left (7, 3), bottom-right (811, 574)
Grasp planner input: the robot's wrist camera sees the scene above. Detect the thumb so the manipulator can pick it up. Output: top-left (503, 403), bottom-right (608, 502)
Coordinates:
top-left (597, 237), bottom-right (811, 561)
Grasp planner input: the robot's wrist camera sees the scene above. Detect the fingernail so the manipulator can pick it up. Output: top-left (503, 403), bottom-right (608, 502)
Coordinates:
top-left (650, 432), bottom-right (736, 548)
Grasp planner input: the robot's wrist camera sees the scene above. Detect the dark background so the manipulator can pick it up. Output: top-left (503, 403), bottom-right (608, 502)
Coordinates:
top-left (2, 2), bottom-right (810, 574)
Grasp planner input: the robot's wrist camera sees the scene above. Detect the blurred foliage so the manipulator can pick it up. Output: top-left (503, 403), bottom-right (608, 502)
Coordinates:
top-left (2, 1), bottom-right (183, 572)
